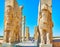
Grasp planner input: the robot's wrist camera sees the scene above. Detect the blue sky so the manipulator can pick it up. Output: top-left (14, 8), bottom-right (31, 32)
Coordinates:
top-left (0, 0), bottom-right (60, 37)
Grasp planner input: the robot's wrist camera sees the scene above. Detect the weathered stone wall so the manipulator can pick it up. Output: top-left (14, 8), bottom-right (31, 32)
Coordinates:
top-left (53, 41), bottom-right (60, 47)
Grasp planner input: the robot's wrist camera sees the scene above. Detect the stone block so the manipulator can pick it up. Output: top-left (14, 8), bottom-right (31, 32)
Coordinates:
top-left (39, 44), bottom-right (52, 47)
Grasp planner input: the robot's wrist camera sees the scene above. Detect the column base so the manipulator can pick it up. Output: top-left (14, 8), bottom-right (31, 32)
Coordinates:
top-left (39, 44), bottom-right (52, 47)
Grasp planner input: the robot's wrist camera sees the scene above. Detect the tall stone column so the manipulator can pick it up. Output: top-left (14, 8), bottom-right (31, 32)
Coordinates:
top-left (25, 27), bottom-right (30, 41)
top-left (19, 6), bottom-right (23, 42)
top-left (4, 0), bottom-right (23, 43)
top-left (38, 0), bottom-right (53, 47)
top-left (22, 16), bottom-right (25, 41)
top-left (34, 26), bottom-right (39, 41)
top-left (4, 5), bottom-right (14, 43)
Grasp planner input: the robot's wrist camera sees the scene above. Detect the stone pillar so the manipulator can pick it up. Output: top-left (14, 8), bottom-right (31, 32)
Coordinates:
top-left (4, 4), bottom-right (14, 43)
top-left (25, 27), bottom-right (30, 41)
top-left (4, 0), bottom-right (15, 43)
top-left (4, 0), bottom-right (23, 43)
top-left (34, 26), bottom-right (39, 41)
top-left (19, 6), bottom-right (23, 42)
top-left (38, 0), bottom-right (53, 47)
top-left (22, 16), bottom-right (25, 41)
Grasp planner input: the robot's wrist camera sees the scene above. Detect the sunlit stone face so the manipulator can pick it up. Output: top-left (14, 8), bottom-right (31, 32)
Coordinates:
top-left (41, 4), bottom-right (48, 10)
top-left (39, 10), bottom-right (49, 30)
top-left (7, 7), bottom-right (11, 12)
top-left (5, 6), bottom-right (11, 15)
top-left (42, 11), bottom-right (48, 23)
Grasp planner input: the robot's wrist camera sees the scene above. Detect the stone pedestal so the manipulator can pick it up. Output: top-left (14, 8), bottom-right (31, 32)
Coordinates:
top-left (39, 44), bottom-right (52, 47)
